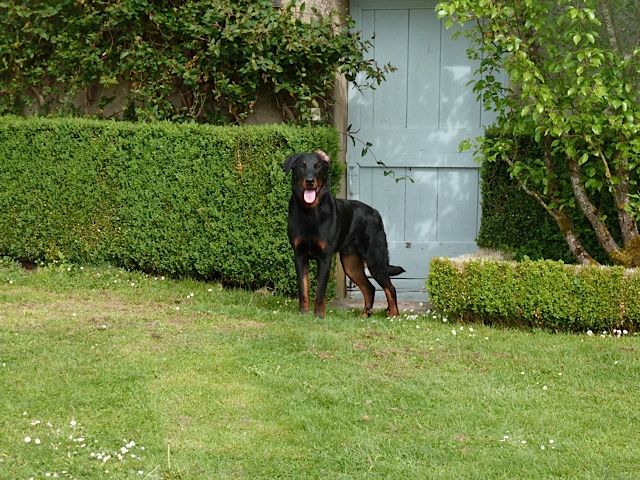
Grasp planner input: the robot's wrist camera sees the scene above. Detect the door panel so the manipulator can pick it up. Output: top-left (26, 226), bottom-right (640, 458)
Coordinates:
top-left (440, 24), bottom-right (481, 129)
top-left (405, 169), bottom-right (438, 242)
top-left (349, 0), bottom-right (483, 300)
top-left (372, 10), bottom-right (409, 128)
top-left (407, 8), bottom-right (441, 129)
top-left (436, 168), bottom-right (480, 243)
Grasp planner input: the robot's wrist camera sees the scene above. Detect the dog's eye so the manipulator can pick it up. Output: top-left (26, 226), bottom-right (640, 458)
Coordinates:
top-left (314, 162), bottom-right (321, 169)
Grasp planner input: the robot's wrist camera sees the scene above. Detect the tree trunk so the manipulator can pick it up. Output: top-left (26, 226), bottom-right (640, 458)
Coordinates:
top-left (566, 156), bottom-right (622, 261)
top-left (611, 160), bottom-right (640, 244)
top-left (506, 141), bottom-right (595, 265)
top-left (600, 2), bottom-right (621, 54)
top-left (550, 209), bottom-right (595, 265)
top-left (613, 165), bottom-right (640, 266)
top-left (540, 139), bottom-right (595, 264)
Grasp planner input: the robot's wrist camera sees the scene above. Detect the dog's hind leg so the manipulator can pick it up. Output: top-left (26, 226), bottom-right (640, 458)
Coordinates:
top-left (340, 253), bottom-right (375, 317)
top-left (367, 263), bottom-right (400, 318)
top-left (382, 285), bottom-right (400, 318)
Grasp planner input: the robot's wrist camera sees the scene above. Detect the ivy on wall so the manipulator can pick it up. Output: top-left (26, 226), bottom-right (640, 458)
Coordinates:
top-left (0, 0), bottom-right (389, 124)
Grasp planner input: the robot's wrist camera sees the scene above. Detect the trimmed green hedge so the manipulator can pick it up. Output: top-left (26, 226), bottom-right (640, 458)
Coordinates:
top-left (427, 257), bottom-right (640, 333)
top-left (0, 116), bottom-right (340, 294)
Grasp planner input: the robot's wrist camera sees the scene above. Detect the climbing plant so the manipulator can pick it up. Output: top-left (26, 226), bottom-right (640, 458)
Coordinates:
top-left (0, 0), bottom-right (390, 124)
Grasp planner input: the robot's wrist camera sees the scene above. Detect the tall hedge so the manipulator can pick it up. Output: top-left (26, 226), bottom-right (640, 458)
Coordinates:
top-left (0, 116), bottom-right (340, 294)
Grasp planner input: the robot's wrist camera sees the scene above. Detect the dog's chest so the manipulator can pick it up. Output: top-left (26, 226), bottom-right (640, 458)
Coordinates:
top-left (291, 235), bottom-right (330, 255)
top-left (288, 209), bottom-right (338, 255)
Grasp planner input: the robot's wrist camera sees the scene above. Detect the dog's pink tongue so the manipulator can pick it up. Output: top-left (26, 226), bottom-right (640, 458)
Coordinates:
top-left (304, 189), bottom-right (316, 204)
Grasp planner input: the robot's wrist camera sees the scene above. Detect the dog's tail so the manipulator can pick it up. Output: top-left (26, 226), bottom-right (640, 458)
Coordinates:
top-left (389, 265), bottom-right (405, 277)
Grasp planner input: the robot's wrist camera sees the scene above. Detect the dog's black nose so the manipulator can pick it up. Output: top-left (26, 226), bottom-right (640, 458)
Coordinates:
top-left (305, 177), bottom-right (315, 187)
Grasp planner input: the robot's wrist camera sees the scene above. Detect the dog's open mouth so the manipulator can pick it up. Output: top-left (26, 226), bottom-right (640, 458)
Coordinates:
top-left (303, 189), bottom-right (317, 204)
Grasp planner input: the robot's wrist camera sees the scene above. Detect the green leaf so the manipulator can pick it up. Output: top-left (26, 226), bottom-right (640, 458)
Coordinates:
top-left (579, 152), bottom-right (589, 165)
top-left (459, 138), bottom-right (473, 152)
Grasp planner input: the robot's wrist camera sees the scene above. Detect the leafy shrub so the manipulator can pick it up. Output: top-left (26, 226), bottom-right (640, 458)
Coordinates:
top-left (0, 116), bottom-right (340, 294)
top-left (477, 160), bottom-right (572, 262)
top-left (0, 0), bottom-right (389, 123)
top-left (477, 135), bottom-right (614, 264)
top-left (439, 0), bottom-right (640, 266)
top-left (427, 257), bottom-right (640, 333)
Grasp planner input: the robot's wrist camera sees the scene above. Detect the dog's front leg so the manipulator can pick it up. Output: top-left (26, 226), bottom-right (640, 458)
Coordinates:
top-left (294, 254), bottom-right (310, 314)
top-left (314, 255), bottom-right (332, 318)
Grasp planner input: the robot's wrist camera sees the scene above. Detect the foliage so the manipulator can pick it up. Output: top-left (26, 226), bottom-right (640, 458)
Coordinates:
top-left (477, 135), bottom-right (612, 264)
top-left (0, 116), bottom-right (340, 294)
top-left (0, 0), bottom-right (390, 124)
top-left (438, 0), bottom-right (640, 266)
top-left (428, 257), bottom-right (640, 333)
top-left (478, 160), bottom-right (577, 263)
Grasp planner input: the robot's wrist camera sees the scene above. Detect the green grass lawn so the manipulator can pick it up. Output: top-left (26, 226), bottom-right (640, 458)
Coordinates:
top-left (1, 260), bottom-right (638, 479)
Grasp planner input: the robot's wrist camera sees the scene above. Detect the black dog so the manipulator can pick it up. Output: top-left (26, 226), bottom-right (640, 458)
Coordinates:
top-left (282, 150), bottom-right (405, 318)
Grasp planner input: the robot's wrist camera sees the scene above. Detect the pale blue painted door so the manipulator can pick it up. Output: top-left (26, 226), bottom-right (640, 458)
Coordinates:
top-left (348, 0), bottom-right (495, 300)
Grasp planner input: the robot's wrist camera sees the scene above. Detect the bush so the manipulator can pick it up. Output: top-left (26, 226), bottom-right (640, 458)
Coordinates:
top-left (427, 257), bottom-right (640, 333)
top-left (0, 116), bottom-right (340, 294)
top-left (477, 133), bottom-right (617, 264)
top-left (477, 160), bottom-right (574, 262)
top-left (477, 142), bottom-right (616, 264)
top-left (0, 0), bottom-right (388, 123)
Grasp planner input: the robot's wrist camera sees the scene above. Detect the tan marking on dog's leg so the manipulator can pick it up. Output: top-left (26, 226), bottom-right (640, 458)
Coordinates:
top-left (300, 268), bottom-right (310, 313)
top-left (383, 286), bottom-right (399, 317)
top-left (314, 296), bottom-right (326, 318)
top-left (340, 253), bottom-right (375, 317)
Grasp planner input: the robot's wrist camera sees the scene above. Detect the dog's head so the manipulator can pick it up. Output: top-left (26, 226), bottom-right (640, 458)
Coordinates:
top-left (282, 150), bottom-right (331, 208)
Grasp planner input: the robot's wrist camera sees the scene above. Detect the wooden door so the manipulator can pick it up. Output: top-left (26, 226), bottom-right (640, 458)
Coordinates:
top-left (348, 0), bottom-right (495, 299)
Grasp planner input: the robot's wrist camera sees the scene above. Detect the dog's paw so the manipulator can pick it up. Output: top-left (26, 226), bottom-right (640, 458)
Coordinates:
top-left (385, 306), bottom-right (400, 317)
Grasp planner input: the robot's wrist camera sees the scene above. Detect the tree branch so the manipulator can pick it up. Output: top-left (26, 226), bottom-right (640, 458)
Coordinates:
top-left (585, 137), bottom-right (639, 244)
top-left (505, 139), bottom-right (594, 264)
top-left (609, 152), bottom-right (639, 243)
top-left (566, 155), bottom-right (621, 256)
top-left (600, 1), bottom-right (622, 55)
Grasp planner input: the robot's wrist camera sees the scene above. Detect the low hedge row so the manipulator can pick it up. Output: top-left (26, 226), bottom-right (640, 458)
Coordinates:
top-left (0, 116), bottom-right (340, 294)
top-left (427, 257), bottom-right (640, 333)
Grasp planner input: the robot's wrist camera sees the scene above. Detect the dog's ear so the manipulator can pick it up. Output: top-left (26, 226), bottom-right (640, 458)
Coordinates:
top-left (314, 150), bottom-right (330, 164)
top-left (282, 153), bottom-right (302, 172)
